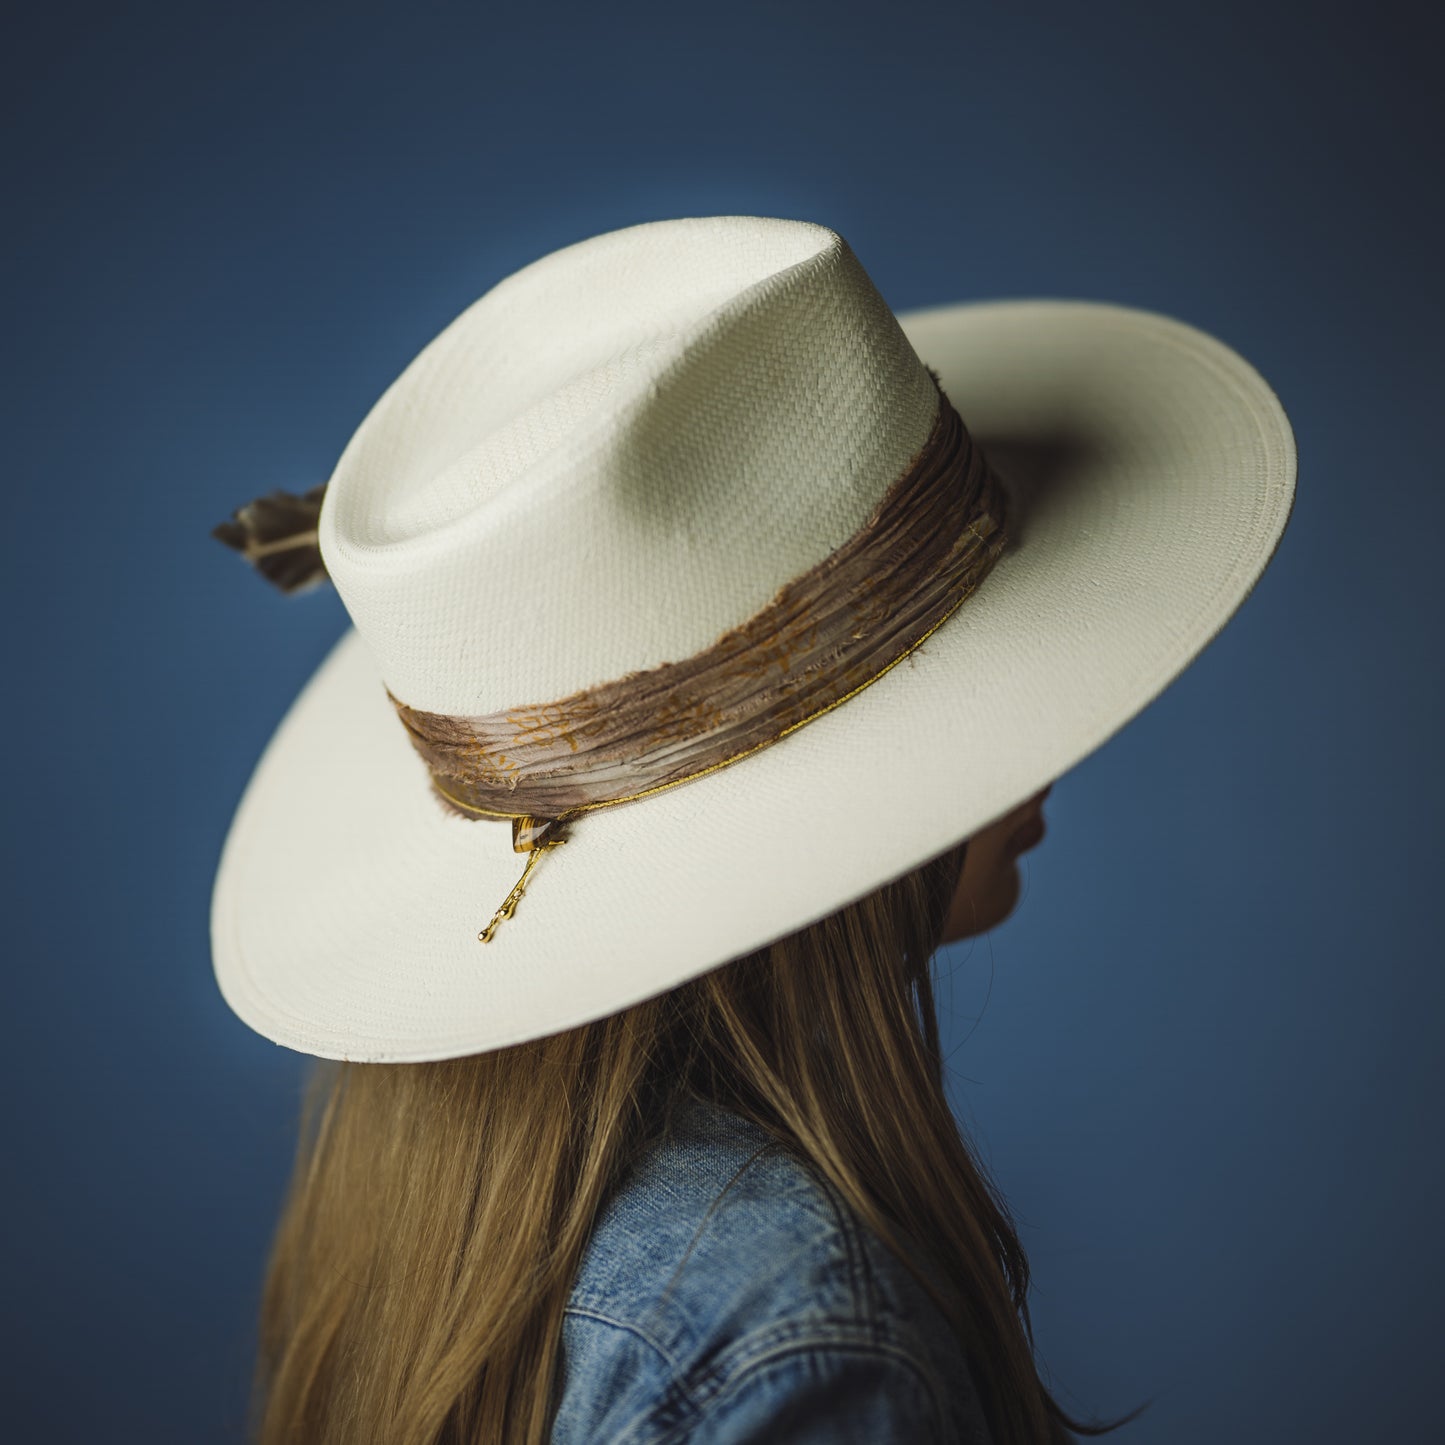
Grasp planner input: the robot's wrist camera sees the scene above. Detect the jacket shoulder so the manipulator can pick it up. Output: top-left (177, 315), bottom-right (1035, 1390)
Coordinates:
top-left (553, 1096), bottom-right (993, 1443)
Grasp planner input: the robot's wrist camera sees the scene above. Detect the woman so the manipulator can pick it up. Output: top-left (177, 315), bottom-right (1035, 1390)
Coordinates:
top-left (211, 216), bottom-right (1296, 1443)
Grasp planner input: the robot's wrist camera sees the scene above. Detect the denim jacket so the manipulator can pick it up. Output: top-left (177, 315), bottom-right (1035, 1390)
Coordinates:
top-left (551, 1094), bottom-right (996, 1443)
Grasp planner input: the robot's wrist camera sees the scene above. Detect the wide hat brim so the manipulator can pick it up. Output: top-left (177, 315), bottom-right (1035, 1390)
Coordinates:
top-left (211, 299), bottom-right (1296, 1063)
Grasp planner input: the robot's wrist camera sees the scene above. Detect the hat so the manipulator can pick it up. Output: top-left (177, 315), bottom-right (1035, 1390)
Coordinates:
top-left (209, 215), bottom-right (1296, 1064)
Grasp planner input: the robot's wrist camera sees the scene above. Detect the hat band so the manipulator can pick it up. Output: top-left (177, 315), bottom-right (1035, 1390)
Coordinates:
top-left (385, 371), bottom-right (1012, 942)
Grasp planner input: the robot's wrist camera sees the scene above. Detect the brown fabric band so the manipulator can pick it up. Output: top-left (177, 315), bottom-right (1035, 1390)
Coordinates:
top-left (387, 372), bottom-right (1010, 852)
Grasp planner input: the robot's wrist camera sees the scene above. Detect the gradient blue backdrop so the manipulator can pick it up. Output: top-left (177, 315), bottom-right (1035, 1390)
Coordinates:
top-left (4, 2), bottom-right (1439, 1440)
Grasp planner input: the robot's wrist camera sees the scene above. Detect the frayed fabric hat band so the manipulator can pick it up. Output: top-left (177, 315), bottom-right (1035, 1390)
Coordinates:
top-left (215, 371), bottom-right (1010, 944)
top-left (379, 372), bottom-right (1009, 940)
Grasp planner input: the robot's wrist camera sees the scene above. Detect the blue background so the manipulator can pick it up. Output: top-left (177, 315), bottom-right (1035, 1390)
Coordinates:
top-left (4, 2), bottom-right (1440, 1440)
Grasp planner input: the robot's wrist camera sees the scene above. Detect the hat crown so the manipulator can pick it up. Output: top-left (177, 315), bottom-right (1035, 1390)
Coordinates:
top-left (319, 216), bottom-right (940, 714)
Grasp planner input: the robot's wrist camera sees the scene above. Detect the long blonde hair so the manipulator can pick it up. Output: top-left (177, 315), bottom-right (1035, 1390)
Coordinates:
top-left (250, 837), bottom-right (1145, 1443)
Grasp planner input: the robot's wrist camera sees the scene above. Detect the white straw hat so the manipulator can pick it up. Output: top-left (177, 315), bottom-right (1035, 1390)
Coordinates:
top-left (210, 215), bottom-right (1296, 1064)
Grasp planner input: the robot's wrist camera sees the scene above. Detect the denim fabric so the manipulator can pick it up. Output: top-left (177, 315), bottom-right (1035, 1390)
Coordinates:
top-left (551, 1094), bottom-right (996, 1443)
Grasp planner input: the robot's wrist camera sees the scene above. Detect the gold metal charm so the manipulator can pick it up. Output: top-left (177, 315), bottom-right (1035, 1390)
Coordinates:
top-left (478, 816), bottom-right (569, 944)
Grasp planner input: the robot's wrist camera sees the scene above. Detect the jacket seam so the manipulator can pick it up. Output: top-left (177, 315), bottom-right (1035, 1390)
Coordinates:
top-left (805, 1163), bottom-right (880, 1341)
top-left (653, 1139), bottom-right (780, 1317)
top-left (697, 1316), bottom-right (940, 1395)
top-left (722, 1134), bottom-right (881, 1342)
top-left (649, 1334), bottom-right (948, 1445)
top-left (561, 1303), bottom-right (692, 1398)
